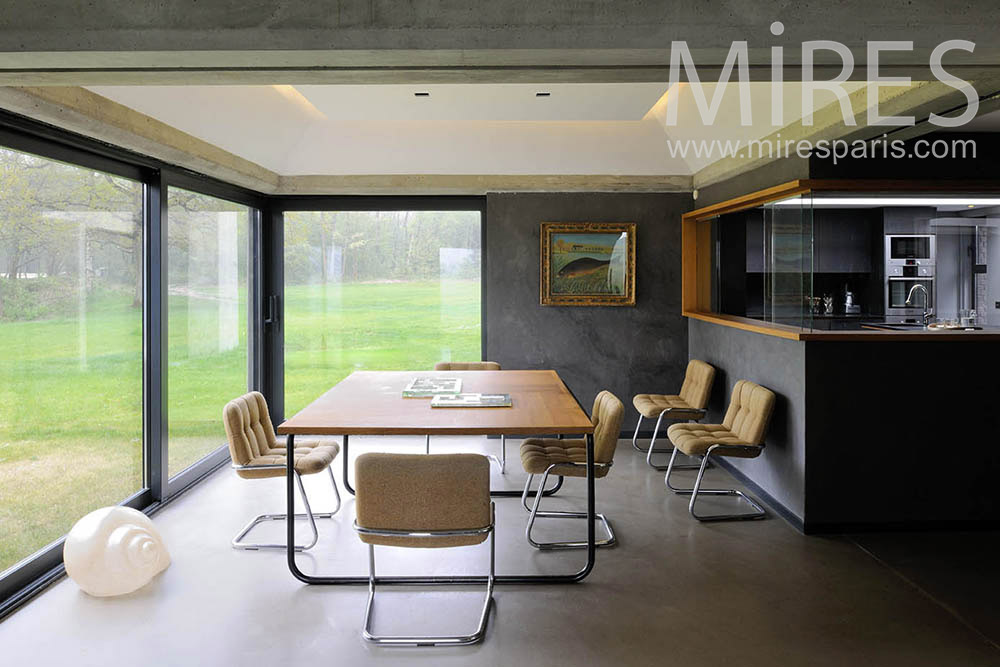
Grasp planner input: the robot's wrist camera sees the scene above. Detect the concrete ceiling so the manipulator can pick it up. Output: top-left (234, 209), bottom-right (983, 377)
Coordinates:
top-left (3, 1), bottom-right (1000, 85)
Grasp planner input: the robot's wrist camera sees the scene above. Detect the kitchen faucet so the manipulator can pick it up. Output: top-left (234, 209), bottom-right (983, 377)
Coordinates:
top-left (905, 283), bottom-right (932, 326)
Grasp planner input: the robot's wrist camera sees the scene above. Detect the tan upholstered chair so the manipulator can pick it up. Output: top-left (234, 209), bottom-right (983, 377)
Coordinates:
top-left (518, 390), bottom-right (624, 549)
top-left (664, 379), bottom-right (776, 521)
top-left (222, 391), bottom-right (342, 551)
top-left (430, 361), bottom-right (507, 472)
top-left (632, 359), bottom-right (716, 471)
top-left (354, 453), bottom-right (495, 646)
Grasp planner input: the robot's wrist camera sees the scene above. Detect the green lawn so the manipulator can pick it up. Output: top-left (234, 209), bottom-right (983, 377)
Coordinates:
top-left (0, 280), bottom-right (480, 573)
top-left (284, 280), bottom-right (481, 415)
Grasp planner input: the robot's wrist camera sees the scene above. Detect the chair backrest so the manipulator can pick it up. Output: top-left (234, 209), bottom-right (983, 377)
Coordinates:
top-left (434, 361), bottom-right (501, 371)
top-left (678, 359), bottom-right (716, 409)
top-left (591, 390), bottom-right (625, 464)
top-left (355, 453), bottom-right (491, 547)
top-left (222, 391), bottom-right (277, 466)
top-left (721, 380), bottom-right (776, 445)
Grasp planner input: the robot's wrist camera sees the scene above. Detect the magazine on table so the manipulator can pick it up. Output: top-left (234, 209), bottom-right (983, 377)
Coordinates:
top-left (402, 377), bottom-right (462, 398)
top-left (430, 393), bottom-right (512, 408)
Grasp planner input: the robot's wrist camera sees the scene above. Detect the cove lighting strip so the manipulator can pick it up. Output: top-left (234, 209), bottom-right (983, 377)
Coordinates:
top-left (771, 197), bottom-right (1000, 207)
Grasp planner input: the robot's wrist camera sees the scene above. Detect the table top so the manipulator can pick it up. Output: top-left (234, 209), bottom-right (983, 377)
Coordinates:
top-left (277, 370), bottom-right (595, 436)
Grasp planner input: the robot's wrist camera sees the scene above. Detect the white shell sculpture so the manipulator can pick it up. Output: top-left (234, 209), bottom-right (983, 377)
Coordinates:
top-left (63, 506), bottom-right (171, 597)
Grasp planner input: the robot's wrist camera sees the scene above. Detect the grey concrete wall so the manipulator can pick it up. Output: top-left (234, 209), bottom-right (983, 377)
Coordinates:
top-left (688, 318), bottom-right (807, 520)
top-left (3, 1), bottom-right (1000, 58)
top-left (485, 192), bottom-right (690, 432)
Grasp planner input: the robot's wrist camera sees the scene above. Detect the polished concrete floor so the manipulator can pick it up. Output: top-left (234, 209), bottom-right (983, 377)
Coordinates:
top-left (2, 436), bottom-right (999, 666)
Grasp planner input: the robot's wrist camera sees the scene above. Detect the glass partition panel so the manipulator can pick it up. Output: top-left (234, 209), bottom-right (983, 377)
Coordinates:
top-left (0, 146), bottom-right (143, 574)
top-left (713, 195), bottom-right (813, 329)
top-left (764, 195), bottom-right (813, 329)
top-left (925, 219), bottom-right (998, 327)
top-left (166, 188), bottom-right (249, 478)
top-left (283, 209), bottom-right (482, 417)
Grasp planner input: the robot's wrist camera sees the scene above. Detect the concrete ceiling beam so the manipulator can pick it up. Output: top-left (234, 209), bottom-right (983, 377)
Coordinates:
top-left (0, 85), bottom-right (280, 192)
top-left (691, 75), bottom-right (1000, 190)
top-left (1, 0), bottom-right (998, 54)
top-left (0, 51), bottom-right (997, 86)
top-left (3, 0), bottom-right (1000, 84)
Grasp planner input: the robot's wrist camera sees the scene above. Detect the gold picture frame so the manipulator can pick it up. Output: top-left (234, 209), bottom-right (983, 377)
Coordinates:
top-left (540, 222), bottom-right (636, 306)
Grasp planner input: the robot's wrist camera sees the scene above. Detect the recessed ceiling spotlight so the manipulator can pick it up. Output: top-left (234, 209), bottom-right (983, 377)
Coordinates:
top-left (968, 204), bottom-right (976, 208)
top-left (536, 92), bottom-right (551, 97)
top-left (414, 91), bottom-right (430, 97)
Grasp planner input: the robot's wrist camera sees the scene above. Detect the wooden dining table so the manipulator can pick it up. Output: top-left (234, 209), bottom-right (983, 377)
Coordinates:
top-left (276, 369), bottom-right (598, 586)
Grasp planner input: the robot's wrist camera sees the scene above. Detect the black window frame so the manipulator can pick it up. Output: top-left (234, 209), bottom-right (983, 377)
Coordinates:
top-left (0, 111), bottom-right (266, 618)
top-left (160, 171), bottom-right (265, 496)
top-left (0, 111), bottom-right (488, 619)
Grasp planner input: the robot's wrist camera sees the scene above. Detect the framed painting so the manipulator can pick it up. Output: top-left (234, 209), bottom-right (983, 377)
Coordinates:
top-left (540, 222), bottom-right (636, 306)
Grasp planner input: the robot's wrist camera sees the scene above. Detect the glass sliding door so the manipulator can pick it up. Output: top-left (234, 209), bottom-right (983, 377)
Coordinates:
top-left (0, 146), bottom-right (143, 574)
top-left (166, 188), bottom-right (250, 478)
top-left (283, 208), bottom-right (482, 416)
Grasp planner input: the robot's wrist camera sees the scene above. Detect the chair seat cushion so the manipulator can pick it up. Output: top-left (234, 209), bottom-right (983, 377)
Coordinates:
top-left (632, 394), bottom-right (704, 420)
top-left (666, 423), bottom-right (760, 458)
top-left (519, 438), bottom-right (610, 478)
top-left (234, 440), bottom-right (340, 479)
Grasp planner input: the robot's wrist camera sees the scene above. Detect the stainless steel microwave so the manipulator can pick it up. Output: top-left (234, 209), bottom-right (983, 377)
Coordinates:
top-left (886, 234), bottom-right (935, 261)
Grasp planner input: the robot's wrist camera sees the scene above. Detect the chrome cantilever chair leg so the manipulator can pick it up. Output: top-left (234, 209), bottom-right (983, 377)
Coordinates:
top-left (427, 434), bottom-right (507, 474)
top-left (361, 521), bottom-right (495, 646)
top-left (485, 435), bottom-right (507, 474)
top-left (638, 412), bottom-right (704, 471)
top-left (521, 464), bottom-right (616, 550)
top-left (630, 416), bottom-right (646, 452)
top-left (232, 467), bottom-right (342, 551)
top-left (664, 446), bottom-right (766, 522)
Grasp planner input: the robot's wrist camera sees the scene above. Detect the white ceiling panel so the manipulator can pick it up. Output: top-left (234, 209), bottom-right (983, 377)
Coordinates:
top-left (83, 81), bottom-right (878, 177)
top-left (295, 83), bottom-right (670, 121)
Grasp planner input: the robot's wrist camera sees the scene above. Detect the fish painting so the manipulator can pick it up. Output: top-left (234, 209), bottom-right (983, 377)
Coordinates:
top-left (542, 224), bottom-right (635, 305)
top-left (557, 256), bottom-right (610, 278)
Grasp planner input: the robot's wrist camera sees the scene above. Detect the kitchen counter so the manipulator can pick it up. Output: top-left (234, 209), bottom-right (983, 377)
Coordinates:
top-left (859, 321), bottom-right (984, 332)
top-left (685, 311), bottom-right (1000, 341)
top-left (801, 325), bottom-right (1000, 340)
top-left (688, 316), bottom-right (1000, 532)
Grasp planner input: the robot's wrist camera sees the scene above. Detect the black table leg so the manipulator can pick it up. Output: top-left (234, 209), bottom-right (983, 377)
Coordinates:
top-left (341, 434), bottom-right (355, 495)
top-left (286, 430), bottom-right (597, 586)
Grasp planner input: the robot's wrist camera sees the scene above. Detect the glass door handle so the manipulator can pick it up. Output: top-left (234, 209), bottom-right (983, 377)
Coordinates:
top-left (264, 295), bottom-right (280, 326)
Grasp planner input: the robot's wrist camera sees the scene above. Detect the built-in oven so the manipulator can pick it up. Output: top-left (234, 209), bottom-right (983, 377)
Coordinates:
top-left (885, 235), bottom-right (936, 323)
top-left (888, 277), bottom-right (934, 311)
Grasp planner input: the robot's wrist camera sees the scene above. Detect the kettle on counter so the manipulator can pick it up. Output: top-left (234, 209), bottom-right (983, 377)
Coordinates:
top-left (843, 285), bottom-right (861, 314)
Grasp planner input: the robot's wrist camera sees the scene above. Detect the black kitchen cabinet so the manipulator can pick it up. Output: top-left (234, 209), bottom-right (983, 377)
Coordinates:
top-left (813, 210), bottom-right (873, 273)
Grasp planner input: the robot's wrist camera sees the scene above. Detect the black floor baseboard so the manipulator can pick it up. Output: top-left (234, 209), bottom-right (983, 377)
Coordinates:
top-left (712, 458), bottom-right (806, 533)
top-left (714, 459), bottom-right (1000, 535)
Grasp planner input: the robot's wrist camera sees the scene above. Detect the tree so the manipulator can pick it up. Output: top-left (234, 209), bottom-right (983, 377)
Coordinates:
top-left (0, 147), bottom-right (144, 320)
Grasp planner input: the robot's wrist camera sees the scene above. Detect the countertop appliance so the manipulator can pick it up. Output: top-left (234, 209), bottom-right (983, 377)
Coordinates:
top-left (885, 234), bottom-right (935, 324)
top-left (844, 287), bottom-right (861, 314)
